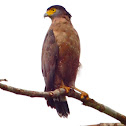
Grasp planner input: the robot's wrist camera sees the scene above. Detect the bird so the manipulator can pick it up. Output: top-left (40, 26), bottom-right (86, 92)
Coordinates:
top-left (42, 5), bottom-right (88, 117)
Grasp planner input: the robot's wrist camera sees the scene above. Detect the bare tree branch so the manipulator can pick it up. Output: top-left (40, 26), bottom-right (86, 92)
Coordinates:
top-left (89, 123), bottom-right (125, 126)
top-left (0, 79), bottom-right (126, 125)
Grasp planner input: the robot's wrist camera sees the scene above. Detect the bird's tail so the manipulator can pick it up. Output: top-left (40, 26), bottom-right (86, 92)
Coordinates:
top-left (46, 96), bottom-right (70, 117)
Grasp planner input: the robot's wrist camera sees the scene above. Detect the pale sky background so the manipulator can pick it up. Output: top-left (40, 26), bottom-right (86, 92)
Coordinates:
top-left (0, 0), bottom-right (126, 126)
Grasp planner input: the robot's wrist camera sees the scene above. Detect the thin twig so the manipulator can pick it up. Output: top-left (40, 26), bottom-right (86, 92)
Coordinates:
top-left (0, 79), bottom-right (8, 82)
top-left (0, 79), bottom-right (126, 125)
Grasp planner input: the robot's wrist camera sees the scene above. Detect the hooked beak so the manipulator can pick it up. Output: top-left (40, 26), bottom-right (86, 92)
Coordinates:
top-left (44, 13), bottom-right (48, 18)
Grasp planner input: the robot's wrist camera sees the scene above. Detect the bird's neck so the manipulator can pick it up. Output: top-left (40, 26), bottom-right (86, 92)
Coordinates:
top-left (51, 16), bottom-right (71, 24)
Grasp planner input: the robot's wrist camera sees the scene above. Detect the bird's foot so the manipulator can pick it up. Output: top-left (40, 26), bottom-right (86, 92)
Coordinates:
top-left (60, 81), bottom-right (70, 93)
top-left (61, 85), bottom-right (70, 93)
top-left (80, 91), bottom-right (89, 100)
top-left (72, 87), bottom-right (89, 100)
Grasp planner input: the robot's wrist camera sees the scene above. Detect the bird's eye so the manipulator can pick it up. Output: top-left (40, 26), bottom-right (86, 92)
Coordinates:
top-left (51, 8), bottom-right (56, 12)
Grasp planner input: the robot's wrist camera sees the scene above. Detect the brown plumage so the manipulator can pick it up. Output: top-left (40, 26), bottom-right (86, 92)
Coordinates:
top-left (42, 5), bottom-right (80, 117)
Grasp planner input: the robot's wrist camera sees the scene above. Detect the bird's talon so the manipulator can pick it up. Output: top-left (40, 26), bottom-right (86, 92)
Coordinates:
top-left (73, 87), bottom-right (89, 100)
top-left (60, 81), bottom-right (70, 93)
top-left (81, 94), bottom-right (84, 99)
top-left (80, 92), bottom-right (89, 100)
top-left (64, 86), bottom-right (70, 93)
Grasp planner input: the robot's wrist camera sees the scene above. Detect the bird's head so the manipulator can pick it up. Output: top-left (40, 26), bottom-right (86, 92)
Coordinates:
top-left (44, 5), bottom-right (71, 19)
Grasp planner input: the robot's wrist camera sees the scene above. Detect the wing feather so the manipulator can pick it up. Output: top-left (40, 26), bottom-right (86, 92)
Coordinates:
top-left (42, 29), bottom-right (59, 91)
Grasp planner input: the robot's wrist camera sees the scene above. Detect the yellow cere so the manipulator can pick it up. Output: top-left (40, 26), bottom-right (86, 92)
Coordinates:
top-left (46, 8), bottom-right (56, 16)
